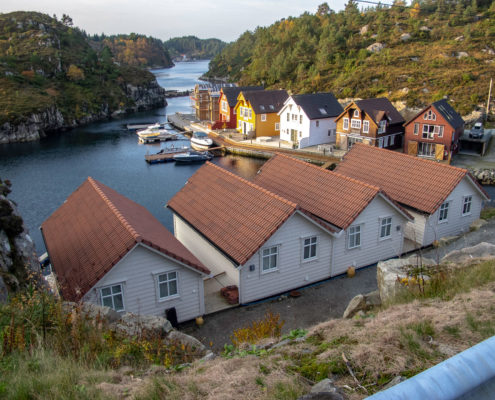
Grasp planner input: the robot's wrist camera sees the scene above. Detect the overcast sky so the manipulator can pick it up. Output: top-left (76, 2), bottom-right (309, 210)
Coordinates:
top-left (0, 0), bottom-right (349, 42)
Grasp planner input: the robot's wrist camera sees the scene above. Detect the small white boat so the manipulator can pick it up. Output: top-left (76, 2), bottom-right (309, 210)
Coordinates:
top-left (173, 151), bottom-right (213, 164)
top-left (137, 123), bottom-right (169, 139)
top-left (190, 131), bottom-right (213, 150)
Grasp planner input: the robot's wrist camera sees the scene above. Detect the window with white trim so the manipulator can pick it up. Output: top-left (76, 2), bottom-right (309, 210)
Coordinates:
top-left (353, 109), bottom-right (360, 118)
top-left (262, 246), bottom-right (278, 272)
top-left (303, 236), bottom-right (318, 260)
top-left (422, 124), bottom-right (435, 139)
top-left (287, 113), bottom-right (290, 122)
top-left (300, 115), bottom-right (303, 124)
top-left (462, 195), bottom-right (472, 215)
top-left (438, 126), bottom-right (444, 137)
top-left (390, 134), bottom-right (395, 146)
top-left (439, 202), bottom-right (450, 222)
top-left (414, 123), bottom-right (419, 135)
top-left (348, 225), bottom-right (361, 249)
top-left (363, 120), bottom-right (369, 133)
top-left (158, 271), bottom-right (178, 299)
top-left (275, 122), bottom-right (280, 131)
top-left (221, 100), bottom-right (228, 112)
top-left (261, 114), bottom-right (267, 122)
top-left (248, 109), bottom-right (252, 119)
top-left (101, 284), bottom-right (124, 311)
top-left (343, 118), bottom-right (349, 130)
top-left (380, 217), bottom-right (392, 239)
top-left (351, 119), bottom-right (361, 129)
top-left (378, 120), bottom-right (387, 134)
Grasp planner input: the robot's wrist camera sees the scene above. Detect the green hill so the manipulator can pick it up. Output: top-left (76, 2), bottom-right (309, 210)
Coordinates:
top-left (0, 11), bottom-right (165, 142)
top-left (206, 0), bottom-right (495, 114)
top-left (92, 33), bottom-right (174, 69)
top-left (165, 36), bottom-right (227, 60)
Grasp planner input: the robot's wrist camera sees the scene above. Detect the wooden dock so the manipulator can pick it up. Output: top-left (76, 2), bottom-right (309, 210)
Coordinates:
top-left (144, 146), bottom-right (225, 164)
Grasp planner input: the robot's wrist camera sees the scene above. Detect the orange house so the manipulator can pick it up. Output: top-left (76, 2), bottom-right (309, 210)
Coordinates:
top-left (214, 86), bottom-right (263, 130)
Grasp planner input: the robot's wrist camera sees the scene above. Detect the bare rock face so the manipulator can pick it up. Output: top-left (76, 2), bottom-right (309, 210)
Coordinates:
top-left (442, 242), bottom-right (495, 265)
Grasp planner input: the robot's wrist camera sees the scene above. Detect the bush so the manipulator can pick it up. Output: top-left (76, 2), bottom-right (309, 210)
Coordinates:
top-left (231, 311), bottom-right (284, 347)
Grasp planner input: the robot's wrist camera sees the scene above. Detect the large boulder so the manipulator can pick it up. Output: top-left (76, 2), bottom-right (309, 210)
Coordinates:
top-left (377, 256), bottom-right (435, 303)
top-left (367, 42), bottom-right (385, 53)
top-left (343, 294), bottom-right (366, 319)
top-left (441, 242), bottom-right (495, 265)
top-left (116, 312), bottom-right (173, 337)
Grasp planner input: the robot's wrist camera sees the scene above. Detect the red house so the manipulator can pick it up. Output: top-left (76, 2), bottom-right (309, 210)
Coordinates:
top-left (212, 86), bottom-right (263, 130)
top-left (404, 100), bottom-right (464, 161)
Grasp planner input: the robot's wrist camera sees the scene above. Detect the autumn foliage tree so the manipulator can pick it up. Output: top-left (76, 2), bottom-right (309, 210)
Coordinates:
top-left (67, 64), bottom-right (85, 81)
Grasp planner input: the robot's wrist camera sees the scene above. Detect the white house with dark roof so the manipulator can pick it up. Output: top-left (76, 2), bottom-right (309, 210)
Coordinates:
top-left (278, 93), bottom-right (344, 149)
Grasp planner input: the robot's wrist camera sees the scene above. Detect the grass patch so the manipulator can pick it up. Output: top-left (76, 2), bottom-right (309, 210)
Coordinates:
top-left (267, 381), bottom-right (305, 400)
top-left (407, 320), bottom-right (435, 338)
top-left (465, 312), bottom-right (495, 339)
top-left (442, 324), bottom-right (461, 338)
top-left (480, 207), bottom-right (495, 220)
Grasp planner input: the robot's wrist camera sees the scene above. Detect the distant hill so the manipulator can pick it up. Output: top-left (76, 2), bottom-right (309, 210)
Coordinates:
top-left (92, 33), bottom-right (174, 69)
top-left (206, 0), bottom-right (495, 115)
top-left (165, 36), bottom-right (227, 60)
top-left (0, 12), bottom-right (166, 143)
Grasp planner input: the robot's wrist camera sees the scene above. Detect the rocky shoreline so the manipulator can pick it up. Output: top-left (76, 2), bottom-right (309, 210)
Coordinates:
top-left (0, 80), bottom-right (167, 144)
top-left (470, 168), bottom-right (495, 185)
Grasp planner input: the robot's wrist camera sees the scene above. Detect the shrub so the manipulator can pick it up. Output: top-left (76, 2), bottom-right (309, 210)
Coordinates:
top-left (231, 311), bottom-right (284, 347)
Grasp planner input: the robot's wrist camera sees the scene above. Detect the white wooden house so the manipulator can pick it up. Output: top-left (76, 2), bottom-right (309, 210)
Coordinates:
top-left (278, 93), bottom-right (343, 149)
top-left (336, 144), bottom-right (490, 247)
top-left (41, 177), bottom-right (210, 323)
top-left (168, 158), bottom-right (411, 304)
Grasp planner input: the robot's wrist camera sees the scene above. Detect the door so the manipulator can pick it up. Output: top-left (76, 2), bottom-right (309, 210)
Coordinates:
top-left (408, 141), bottom-right (418, 156)
top-left (435, 144), bottom-right (445, 160)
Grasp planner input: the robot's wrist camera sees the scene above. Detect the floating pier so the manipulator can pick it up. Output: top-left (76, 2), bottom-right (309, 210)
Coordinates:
top-left (144, 146), bottom-right (225, 164)
top-left (138, 133), bottom-right (179, 144)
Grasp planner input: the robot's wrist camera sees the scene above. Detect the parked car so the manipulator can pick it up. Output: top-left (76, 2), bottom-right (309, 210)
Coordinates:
top-left (469, 122), bottom-right (484, 139)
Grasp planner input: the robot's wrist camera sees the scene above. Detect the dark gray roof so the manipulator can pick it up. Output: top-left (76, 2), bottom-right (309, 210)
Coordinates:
top-left (291, 93), bottom-right (343, 119)
top-left (432, 99), bottom-right (464, 129)
top-left (197, 83), bottom-right (236, 92)
top-left (242, 90), bottom-right (289, 114)
top-left (222, 86), bottom-right (264, 107)
top-left (354, 97), bottom-right (405, 125)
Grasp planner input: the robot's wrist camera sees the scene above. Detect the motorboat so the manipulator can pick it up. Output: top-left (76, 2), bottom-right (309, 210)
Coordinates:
top-left (173, 151), bottom-right (213, 164)
top-left (190, 131), bottom-right (213, 150)
top-left (137, 123), bottom-right (169, 139)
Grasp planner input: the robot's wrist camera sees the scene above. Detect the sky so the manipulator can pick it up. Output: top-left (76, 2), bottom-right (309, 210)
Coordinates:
top-left (0, 0), bottom-right (349, 42)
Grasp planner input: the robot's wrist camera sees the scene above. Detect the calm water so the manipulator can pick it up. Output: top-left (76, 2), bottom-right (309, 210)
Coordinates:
top-left (0, 61), bottom-right (264, 254)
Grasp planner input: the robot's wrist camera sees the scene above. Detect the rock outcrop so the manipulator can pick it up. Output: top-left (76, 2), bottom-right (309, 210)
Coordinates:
top-left (469, 169), bottom-right (495, 185)
top-left (441, 242), bottom-right (495, 265)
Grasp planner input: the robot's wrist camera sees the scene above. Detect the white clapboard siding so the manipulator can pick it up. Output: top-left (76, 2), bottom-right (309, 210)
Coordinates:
top-left (422, 177), bottom-right (484, 246)
top-left (173, 214), bottom-right (240, 286)
top-left (82, 244), bottom-right (204, 323)
top-left (404, 209), bottom-right (428, 246)
top-left (239, 213), bottom-right (333, 304)
top-left (332, 196), bottom-right (408, 276)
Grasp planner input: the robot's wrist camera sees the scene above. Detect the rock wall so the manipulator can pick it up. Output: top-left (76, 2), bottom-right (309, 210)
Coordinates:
top-left (469, 168), bottom-right (495, 186)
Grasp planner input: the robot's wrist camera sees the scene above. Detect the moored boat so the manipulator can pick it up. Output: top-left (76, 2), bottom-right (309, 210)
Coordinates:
top-left (190, 131), bottom-right (213, 150)
top-left (137, 123), bottom-right (170, 139)
top-left (173, 151), bottom-right (213, 164)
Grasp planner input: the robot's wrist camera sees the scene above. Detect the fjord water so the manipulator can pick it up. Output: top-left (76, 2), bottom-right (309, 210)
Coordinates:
top-left (0, 60), bottom-right (264, 254)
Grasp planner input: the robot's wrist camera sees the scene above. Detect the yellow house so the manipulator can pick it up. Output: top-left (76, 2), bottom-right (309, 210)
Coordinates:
top-left (234, 90), bottom-right (288, 137)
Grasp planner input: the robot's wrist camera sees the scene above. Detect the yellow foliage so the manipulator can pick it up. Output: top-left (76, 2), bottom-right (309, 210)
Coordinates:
top-left (67, 64), bottom-right (85, 81)
top-left (231, 311), bottom-right (284, 347)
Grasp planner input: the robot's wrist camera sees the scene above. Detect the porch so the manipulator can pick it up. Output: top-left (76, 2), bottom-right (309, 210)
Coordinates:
top-left (204, 272), bottom-right (239, 315)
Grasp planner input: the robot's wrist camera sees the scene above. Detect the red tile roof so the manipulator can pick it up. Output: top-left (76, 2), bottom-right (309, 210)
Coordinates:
top-left (253, 154), bottom-right (390, 229)
top-left (167, 162), bottom-right (298, 266)
top-left (42, 177), bottom-right (209, 302)
top-left (335, 144), bottom-right (488, 214)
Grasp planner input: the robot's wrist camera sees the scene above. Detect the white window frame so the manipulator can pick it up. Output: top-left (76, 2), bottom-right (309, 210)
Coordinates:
top-left (275, 122), bottom-right (280, 131)
top-left (439, 201), bottom-right (450, 223)
top-left (422, 124), bottom-right (435, 139)
top-left (438, 126), bottom-right (444, 138)
top-left (343, 117), bottom-right (349, 130)
top-left (156, 271), bottom-right (179, 301)
top-left (100, 283), bottom-right (125, 312)
top-left (261, 114), bottom-right (267, 122)
top-left (287, 113), bottom-right (290, 122)
top-left (261, 245), bottom-right (279, 274)
top-left (379, 216), bottom-right (393, 240)
top-left (348, 225), bottom-right (362, 249)
top-left (351, 119), bottom-right (361, 129)
top-left (302, 236), bottom-right (318, 261)
top-left (378, 120), bottom-right (387, 134)
top-left (462, 195), bottom-right (473, 216)
top-left (221, 100), bottom-right (228, 112)
top-left (363, 120), bottom-right (369, 133)
top-left (300, 115), bottom-right (303, 124)
top-left (249, 109), bottom-right (252, 119)
top-left (390, 134), bottom-right (395, 146)
top-left (414, 123), bottom-right (419, 135)
top-left (353, 109), bottom-right (360, 118)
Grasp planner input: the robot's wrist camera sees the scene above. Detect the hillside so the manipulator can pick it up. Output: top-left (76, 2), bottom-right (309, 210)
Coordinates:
top-left (92, 33), bottom-right (174, 69)
top-left (206, 0), bottom-right (495, 115)
top-left (0, 12), bottom-right (166, 143)
top-left (165, 35), bottom-right (227, 60)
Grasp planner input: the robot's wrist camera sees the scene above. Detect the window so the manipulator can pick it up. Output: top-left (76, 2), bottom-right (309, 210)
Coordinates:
top-left (101, 284), bottom-right (124, 311)
top-left (380, 217), bottom-right (392, 239)
top-left (262, 246), bottom-right (278, 272)
top-left (462, 196), bottom-right (472, 215)
top-left (351, 119), bottom-right (361, 129)
top-left (438, 126), bottom-right (444, 138)
top-left (261, 114), bottom-right (267, 122)
top-left (275, 122), bottom-right (280, 131)
top-left (378, 120), bottom-right (387, 133)
top-left (353, 109), bottom-right (360, 118)
top-left (418, 142), bottom-right (435, 157)
top-left (303, 236), bottom-right (318, 260)
top-left (424, 110), bottom-right (436, 120)
top-left (259, 105), bottom-right (265, 111)
top-left (414, 123), bottom-right (419, 135)
top-left (300, 115), bottom-right (303, 124)
top-left (221, 100), bottom-right (228, 112)
top-left (316, 120), bottom-right (319, 128)
top-left (158, 271), bottom-right (178, 299)
top-left (292, 114), bottom-right (297, 121)
top-left (384, 135), bottom-right (389, 147)
top-left (363, 120), bottom-right (369, 133)
top-left (287, 113), bottom-right (290, 122)
top-left (422, 124), bottom-right (435, 139)
top-left (348, 225), bottom-right (361, 249)
top-left (343, 118), bottom-right (349, 130)
top-left (390, 134), bottom-right (395, 146)
top-left (439, 202), bottom-right (450, 222)
top-left (249, 109), bottom-right (252, 119)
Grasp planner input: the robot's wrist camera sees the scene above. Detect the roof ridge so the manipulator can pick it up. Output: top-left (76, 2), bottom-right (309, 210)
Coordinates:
top-left (352, 144), bottom-right (468, 174)
top-left (87, 177), bottom-right (142, 242)
top-left (271, 153), bottom-right (381, 192)
top-left (204, 162), bottom-right (298, 208)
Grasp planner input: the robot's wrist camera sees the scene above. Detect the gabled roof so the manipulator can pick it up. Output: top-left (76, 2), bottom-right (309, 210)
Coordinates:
top-left (335, 144), bottom-right (489, 214)
top-left (41, 178), bottom-right (209, 302)
top-left (290, 93), bottom-right (343, 119)
top-left (253, 154), bottom-right (408, 229)
top-left (405, 100), bottom-right (464, 130)
top-left (338, 98), bottom-right (404, 125)
top-left (240, 89), bottom-right (289, 114)
top-left (222, 86), bottom-right (264, 107)
top-left (167, 163), bottom-right (298, 266)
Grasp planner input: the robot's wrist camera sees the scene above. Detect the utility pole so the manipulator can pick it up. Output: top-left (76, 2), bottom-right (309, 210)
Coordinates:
top-left (487, 78), bottom-right (492, 122)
